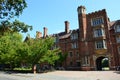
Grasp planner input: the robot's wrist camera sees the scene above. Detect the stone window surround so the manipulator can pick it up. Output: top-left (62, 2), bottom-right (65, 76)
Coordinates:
top-left (91, 16), bottom-right (104, 26)
top-left (95, 40), bottom-right (106, 49)
top-left (118, 46), bottom-right (120, 55)
top-left (116, 35), bottom-right (120, 43)
top-left (82, 56), bottom-right (90, 66)
top-left (71, 33), bottom-right (78, 40)
top-left (93, 28), bottom-right (105, 37)
top-left (69, 51), bottom-right (73, 57)
top-left (71, 42), bottom-right (78, 49)
top-left (115, 25), bottom-right (120, 32)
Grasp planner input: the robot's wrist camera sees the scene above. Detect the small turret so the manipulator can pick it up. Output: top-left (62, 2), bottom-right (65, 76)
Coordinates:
top-left (77, 5), bottom-right (87, 40)
top-left (77, 6), bottom-right (86, 14)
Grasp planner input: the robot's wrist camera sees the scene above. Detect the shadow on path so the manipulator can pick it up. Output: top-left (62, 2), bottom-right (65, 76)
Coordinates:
top-left (114, 71), bottom-right (120, 74)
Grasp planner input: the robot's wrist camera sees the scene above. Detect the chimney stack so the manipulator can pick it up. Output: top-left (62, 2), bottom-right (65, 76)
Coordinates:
top-left (65, 21), bottom-right (70, 33)
top-left (36, 31), bottom-right (42, 39)
top-left (43, 27), bottom-right (48, 38)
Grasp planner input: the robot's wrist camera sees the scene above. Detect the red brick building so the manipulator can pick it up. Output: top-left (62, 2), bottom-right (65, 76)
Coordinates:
top-left (37, 6), bottom-right (120, 70)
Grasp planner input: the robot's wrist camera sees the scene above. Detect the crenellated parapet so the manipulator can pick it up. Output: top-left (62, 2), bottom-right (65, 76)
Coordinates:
top-left (87, 9), bottom-right (106, 17)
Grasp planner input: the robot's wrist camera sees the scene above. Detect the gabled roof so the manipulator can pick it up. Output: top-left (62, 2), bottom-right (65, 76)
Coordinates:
top-left (52, 29), bottom-right (79, 39)
top-left (55, 31), bottom-right (72, 39)
top-left (109, 21), bottom-right (116, 30)
top-left (109, 20), bottom-right (120, 30)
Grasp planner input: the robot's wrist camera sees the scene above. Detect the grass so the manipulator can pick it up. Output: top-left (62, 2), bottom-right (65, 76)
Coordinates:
top-left (102, 67), bottom-right (109, 70)
top-left (14, 67), bottom-right (32, 70)
top-left (12, 67), bottom-right (32, 73)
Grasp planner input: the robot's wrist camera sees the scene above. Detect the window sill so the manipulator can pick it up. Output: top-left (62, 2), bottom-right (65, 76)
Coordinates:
top-left (94, 48), bottom-right (107, 54)
top-left (93, 36), bottom-right (106, 40)
top-left (92, 24), bottom-right (104, 28)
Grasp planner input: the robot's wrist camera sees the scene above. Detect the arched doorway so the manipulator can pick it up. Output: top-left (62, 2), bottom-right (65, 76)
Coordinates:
top-left (96, 56), bottom-right (109, 70)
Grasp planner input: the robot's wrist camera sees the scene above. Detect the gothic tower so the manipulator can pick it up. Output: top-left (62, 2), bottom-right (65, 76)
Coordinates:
top-left (77, 6), bottom-right (87, 40)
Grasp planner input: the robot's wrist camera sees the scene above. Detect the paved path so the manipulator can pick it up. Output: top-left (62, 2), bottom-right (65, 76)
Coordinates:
top-left (0, 71), bottom-right (120, 80)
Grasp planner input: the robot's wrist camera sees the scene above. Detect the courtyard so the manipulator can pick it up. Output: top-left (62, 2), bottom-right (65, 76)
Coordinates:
top-left (0, 71), bottom-right (120, 80)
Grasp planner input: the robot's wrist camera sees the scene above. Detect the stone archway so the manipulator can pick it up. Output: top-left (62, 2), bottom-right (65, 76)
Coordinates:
top-left (96, 56), bottom-right (109, 70)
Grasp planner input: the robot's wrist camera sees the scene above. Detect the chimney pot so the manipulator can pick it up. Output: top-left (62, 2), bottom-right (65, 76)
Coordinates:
top-left (36, 31), bottom-right (42, 39)
top-left (65, 21), bottom-right (70, 33)
top-left (43, 27), bottom-right (48, 38)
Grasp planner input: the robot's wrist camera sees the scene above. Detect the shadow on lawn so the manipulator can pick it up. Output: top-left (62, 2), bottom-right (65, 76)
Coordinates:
top-left (3, 70), bottom-right (33, 74)
top-left (1, 69), bottom-right (55, 74)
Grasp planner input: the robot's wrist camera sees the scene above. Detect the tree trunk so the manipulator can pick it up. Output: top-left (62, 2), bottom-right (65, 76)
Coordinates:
top-left (10, 62), bottom-right (14, 70)
top-left (32, 64), bottom-right (36, 74)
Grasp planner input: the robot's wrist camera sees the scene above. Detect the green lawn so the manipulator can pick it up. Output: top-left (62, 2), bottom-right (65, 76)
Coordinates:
top-left (102, 67), bottom-right (109, 70)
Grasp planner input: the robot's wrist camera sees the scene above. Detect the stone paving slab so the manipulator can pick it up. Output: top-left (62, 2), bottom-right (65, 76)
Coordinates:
top-left (0, 71), bottom-right (120, 80)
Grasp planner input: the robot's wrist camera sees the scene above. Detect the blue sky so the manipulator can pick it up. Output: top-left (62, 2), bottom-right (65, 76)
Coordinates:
top-left (18, 0), bottom-right (120, 38)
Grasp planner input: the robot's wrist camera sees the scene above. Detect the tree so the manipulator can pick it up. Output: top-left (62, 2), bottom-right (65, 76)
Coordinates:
top-left (0, 0), bottom-right (33, 70)
top-left (0, 19), bottom-right (32, 35)
top-left (0, 32), bottom-right (61, 71)
top-left (40, 49), bottom-right (60, 65)
top-left (0, 32), bottom-right (23, 69)
top-left (25, 37), bottom-right (61, 72)
top-left (0, 0), bottom-right (32, 35)
top-left (26, 37), bottom-right (60, 65)
top-left (55, 52), bottom-right (68, 67)
top-left (0, 0), bottom-right (27, 21)
top-left (102, 58), bottom-right (109, 68)
top-left (15, 42), bottom-right (31, 67)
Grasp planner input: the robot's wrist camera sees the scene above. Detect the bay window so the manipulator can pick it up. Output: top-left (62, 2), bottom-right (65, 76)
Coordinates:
top-left (94, 28), bottom-right (104, 37)
top-left (91, 17), bottom-right (104, 26)
top-left (95, 40), bottom-right (106, 49)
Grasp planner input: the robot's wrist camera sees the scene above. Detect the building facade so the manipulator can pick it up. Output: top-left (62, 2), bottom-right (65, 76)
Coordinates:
top-left (37, 6), bottom-right (120, 70)
top-left (52, 6), bottom-right (120, 70)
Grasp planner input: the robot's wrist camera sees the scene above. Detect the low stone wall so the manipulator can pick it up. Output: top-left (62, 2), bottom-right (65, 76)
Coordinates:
top-left (81, 67), bottom-right (92, 71)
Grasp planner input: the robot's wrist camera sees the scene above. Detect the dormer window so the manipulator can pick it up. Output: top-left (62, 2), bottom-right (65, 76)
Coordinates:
top-left (115, 25), bottom-right (120, 32)
top-left (91, 17), bottom-right (104, 26)
top-left (71, 33), bottom-right (78, 40)
top-left (55, 37), bottom-right (59, 43)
